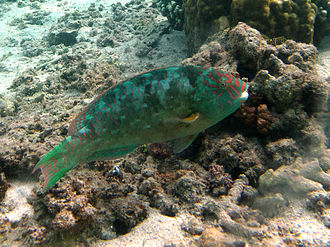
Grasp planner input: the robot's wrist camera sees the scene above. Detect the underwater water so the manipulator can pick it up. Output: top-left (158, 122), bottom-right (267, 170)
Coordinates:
top-left (0, 0), bottom-right (329, 246)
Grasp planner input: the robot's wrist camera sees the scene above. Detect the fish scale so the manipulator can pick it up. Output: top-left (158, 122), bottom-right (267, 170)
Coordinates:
top-left (33, 65), bottom-right (249, 191)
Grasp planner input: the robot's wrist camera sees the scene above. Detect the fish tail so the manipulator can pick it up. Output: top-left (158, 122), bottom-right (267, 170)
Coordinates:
top-left (33, 136), bottom-right (79, 191)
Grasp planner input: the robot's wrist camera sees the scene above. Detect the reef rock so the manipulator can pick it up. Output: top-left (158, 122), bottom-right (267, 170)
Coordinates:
top-left (259, 158), bottom-right (329, 197)
top-left (199, 134), bottom-right (266, 187)
top-left (265, 138), bottom-right (300, 169)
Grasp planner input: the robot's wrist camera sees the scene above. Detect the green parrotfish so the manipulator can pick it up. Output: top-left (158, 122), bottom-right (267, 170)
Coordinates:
top-left (33, 65), bottom-right (249, 191)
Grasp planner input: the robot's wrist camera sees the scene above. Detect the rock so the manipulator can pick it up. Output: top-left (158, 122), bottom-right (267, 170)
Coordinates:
top-left (0, 173), bottom-right (9, 202)
top-left (173, 174), bottom-right (203, 203)
top-left (297, 159), bottom-right (330, 190)
top-left (227, 175), bottom-right (249, 204)
top-left (319, 149), bottom-right (330, 171)
top-left (23, 225), bottom-right (47, 244)
top-left (300, 120), bottom-right (327, 154)
top-left (21, 39), bottom-right (43, 57)
top-left (0, 214), bottom-right (9, 234)
top-left (52, 209), bottom-right (76, 231)
top-left (0, 94), bottom-right (16, 117)
top-left (181, 217), bottom-right (204, 235)
top-left (0, 121), bottom-right (6, 136)
top-left (148, 142), bottom-right (172, 159)
top-left (259, 159), bottom-right (325, 197)
top-left (150, 193), bottom-right (179, 217)
top-left (182, 41), bottom-right (236, 72)
top-left (219, 211), bottom-right (262, 238)
top-left (110, 196), bottom-right (148, 235)
top-left (199, 134), bottom-right (265, 187)
top-left (252, 193), bottom-right (287, 218)
top-left (266, 138), bottom-right (300, 169)
top-left (199, 227), bottom-right (229, 247)
top-left (201, 200), bottom-right (222, 222)
top-left (240, 185), bottom-right (259, 206)
top-left (47, 29), bottom-right (78, 46)
top-left (307, 190), bottom-right (330, 227)
top-left (228, 23), bottom-right (266, 72)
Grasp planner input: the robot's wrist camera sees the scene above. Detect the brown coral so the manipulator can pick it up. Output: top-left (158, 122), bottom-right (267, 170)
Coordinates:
top-left (256, 104), bottom-right (278, 134)
top-left (207, 163), bottom-right (233, 196)
top-left (235, 103), bottom-right (278, 134)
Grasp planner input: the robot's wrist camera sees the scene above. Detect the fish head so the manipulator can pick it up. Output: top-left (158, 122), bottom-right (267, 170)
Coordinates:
top-left (200, 68), bottom-right (249, 118)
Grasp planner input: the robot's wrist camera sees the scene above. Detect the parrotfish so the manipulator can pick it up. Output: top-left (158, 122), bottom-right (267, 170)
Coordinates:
top-left (33, 65), bottom-right (248, 191)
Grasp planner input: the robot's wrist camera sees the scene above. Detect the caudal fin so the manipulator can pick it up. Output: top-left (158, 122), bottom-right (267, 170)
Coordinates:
top-left (33, 136), bottom-right (78, 191)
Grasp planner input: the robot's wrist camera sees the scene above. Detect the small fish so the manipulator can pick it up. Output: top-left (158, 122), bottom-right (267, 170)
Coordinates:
top-left (33, 65), bottom-right (249, 191)
top-left (266, 36), bottom-right (286, 46)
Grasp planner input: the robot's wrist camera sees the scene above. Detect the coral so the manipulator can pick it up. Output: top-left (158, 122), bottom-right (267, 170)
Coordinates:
top-left (206, 163), bottom-right (233, 197)
top-left (183, 0), bottom-right (328, 55)
top-left (236, 103), bottom-right (278, 134)
top-left (256, 104), bottom-right (279, 133)
top-left (231, 0), bottom-right (318, 44)
top-left (154, 0), bottom-right (184, 30)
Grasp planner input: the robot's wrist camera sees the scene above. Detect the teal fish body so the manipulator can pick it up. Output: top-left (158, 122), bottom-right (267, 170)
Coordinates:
top-left (34, 66), bottom-right (248, 190)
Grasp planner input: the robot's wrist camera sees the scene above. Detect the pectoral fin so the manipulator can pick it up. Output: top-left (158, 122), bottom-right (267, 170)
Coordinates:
top-left (182, 112), bottom-right (199, 123)
top-left (172, 134), bottom-right (199, 153)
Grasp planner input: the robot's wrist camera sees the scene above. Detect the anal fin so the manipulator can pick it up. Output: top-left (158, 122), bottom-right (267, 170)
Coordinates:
top-left (172, 134), bottom-right (199, 153)
top-left (86, 145), bottom-right (137, 162)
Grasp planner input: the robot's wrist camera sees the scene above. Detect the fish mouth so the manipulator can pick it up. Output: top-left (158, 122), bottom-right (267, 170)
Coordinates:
top-left (240, 90), bottom-right (249, 100)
